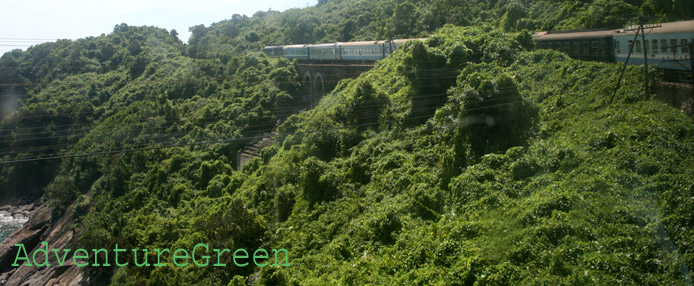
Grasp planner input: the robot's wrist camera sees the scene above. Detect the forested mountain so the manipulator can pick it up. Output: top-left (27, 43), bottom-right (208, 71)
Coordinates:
top-left (1, 0), bottom-right (693, 285)
top-left (186, 0), bottom-right (693, 58)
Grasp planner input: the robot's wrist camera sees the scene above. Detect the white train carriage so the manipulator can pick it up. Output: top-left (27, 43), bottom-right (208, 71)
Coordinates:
top-left (613, 20), bottom-right (693, 71)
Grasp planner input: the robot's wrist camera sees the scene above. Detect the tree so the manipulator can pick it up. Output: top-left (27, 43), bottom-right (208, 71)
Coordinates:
top-left (340, 19), bottom-right (357, 42)
top-left (393, 1), bottom-right (417, 37)
top-left (499, 2), bottom-right (526, 32)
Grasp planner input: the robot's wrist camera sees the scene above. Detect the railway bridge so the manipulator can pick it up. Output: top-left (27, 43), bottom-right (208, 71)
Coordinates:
top-left (236, 60), bottom-right (376, 170)
top-left (296, 61), bottom-right (375, 107)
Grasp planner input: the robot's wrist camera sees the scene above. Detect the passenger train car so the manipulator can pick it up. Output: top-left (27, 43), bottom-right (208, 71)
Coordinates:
top-left (282, 44), bottom-right (309, 60)
top-left (613, 20), bottom-right (693, 71)
top-left (533, 20), bottom-right (693, 72)
top-left (533, 28), bottom-right (616, 62)
top-left (341, 41), bottom-right (385, 61)
top-left (262, 38), bottom-right (426, 62)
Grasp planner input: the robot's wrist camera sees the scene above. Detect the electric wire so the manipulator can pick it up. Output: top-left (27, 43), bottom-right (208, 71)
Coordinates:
top-left (0, 95), bottom-right (526, 164)
top-left (0, 87), bottom-right (521, 147)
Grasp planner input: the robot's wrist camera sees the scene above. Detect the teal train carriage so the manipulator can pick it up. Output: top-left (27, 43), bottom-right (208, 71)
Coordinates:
top-left (281, 44), bottom-right (310, 60)
top-left (309, 43), bottom-right (341, 61)
top-left (340, 41), bottom-right (384, 61)
top-left (262, 38), bottom-right (428, 62)
top-left (262, 45), bottom-right (283, 58)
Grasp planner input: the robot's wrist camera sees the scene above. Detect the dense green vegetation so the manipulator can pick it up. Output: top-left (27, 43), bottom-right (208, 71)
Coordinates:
top-left (1, 0), bottom-right (693, 285)
top-left (227, 26), bottom-right (693, 284)
top-left (186, 0), bottom-right (693, 58)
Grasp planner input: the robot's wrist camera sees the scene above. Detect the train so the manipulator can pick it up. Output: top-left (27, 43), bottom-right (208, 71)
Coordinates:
top-left (533, 20), bottom-right (693, 73)
top-left (263, 38), bottom-right (426, 62)
top-left (263, 20), bottom-right (692, 81)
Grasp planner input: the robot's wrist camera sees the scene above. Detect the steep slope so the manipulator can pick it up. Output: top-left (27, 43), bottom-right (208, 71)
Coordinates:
top-left (222, 26), bottom-right (694, 284)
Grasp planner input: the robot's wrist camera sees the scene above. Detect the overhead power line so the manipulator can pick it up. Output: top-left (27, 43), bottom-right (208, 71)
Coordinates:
top-left (0, 95), bottom-right (526, 165)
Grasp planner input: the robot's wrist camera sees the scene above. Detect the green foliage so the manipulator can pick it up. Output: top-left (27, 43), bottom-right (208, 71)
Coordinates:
top-left (1, 1), bottom-right (693, 285)
top-left (235, 27), bottom-right (693, 284)
top-left (445, 63), bottom-right (537, 159)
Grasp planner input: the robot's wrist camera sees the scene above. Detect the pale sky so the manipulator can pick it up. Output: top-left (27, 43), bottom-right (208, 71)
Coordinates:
top-left (0, 0), bottom-right (317, 56)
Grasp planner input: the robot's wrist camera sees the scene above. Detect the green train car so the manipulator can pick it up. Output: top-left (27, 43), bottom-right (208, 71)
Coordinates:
top-left (533, 28), bottom-right (616, 62)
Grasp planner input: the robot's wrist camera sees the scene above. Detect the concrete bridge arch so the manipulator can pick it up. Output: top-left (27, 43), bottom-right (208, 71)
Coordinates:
top-left (297, 62), bottom-right (375, 108)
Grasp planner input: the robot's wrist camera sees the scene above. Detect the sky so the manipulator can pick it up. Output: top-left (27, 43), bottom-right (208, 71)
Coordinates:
top-left (0, 0), bottom-right (317, 55)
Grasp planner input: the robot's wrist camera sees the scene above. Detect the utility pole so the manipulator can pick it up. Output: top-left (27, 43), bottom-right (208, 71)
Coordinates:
top-left (689, 42), bottom-right (693, 98)
top-left (640, 20), bottom-right (649, 99)
top-left (611, 27), bottom-right (640, 105)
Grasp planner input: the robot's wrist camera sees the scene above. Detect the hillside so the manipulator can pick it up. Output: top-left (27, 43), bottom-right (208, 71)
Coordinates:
top-left (1, 0), bottom-right (693, 285)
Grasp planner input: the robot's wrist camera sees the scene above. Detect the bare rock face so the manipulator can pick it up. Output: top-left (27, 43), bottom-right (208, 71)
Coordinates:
top-left (0, 203), bottom-right (88, 286)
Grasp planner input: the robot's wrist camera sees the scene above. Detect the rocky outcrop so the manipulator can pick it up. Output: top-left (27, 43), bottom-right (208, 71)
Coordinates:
top-left (0, 204), bottom-right (37, 222)
top-left (0, 202), bottom-right (87, 286)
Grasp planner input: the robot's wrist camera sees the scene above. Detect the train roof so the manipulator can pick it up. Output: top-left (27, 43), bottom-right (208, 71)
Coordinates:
top-left (341, 41), bottom-right (382, 47)
top-left (392, 38), bottom-right (428, 44)
top-left (282, 44), bottom-right (309, 49)
top-left (617, 20), bottom-right (694, 35)
top-left (265, 38), bottom-right (430, 49)
top-left (533, 29), bottom-right (617, 41)
top-left (338, 38), bottom-right (429, 46)
top-left (533, 20), bottom-right (694, 41)
top-left (310, 43), bottom-right (340, 48)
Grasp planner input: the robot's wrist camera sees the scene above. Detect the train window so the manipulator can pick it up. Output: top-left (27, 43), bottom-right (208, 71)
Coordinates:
top-left (670, 39), bottom-right (677, 54)
top-left (592, 41), bottom-right (599, 54)
top-left (682, 39), bottom-right (689, 54)
top-left (661, 39), bottom-right (668, 53)
top-left (539, 43), bottom-right (545, 49)
top-left (635, 40), bottom-right (641, 53)
top-left (564, 42), bottom-right (571, 53)
top-left (549, 42), bottom-right (554, 49)
top-left (628, 40), bottom-right (633, 53)
top-left (652, 40), bottom-right (658, 54)
top-left (573, 42), bottom-right (580, 54)
top-left (615, 40), bottom-right (620, 53)
top-left (600, 41), bottom-right (605, 54)
top-left (644, 40), bottom-right (649, 53)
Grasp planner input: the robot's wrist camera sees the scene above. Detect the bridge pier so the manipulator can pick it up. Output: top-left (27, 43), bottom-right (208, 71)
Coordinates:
top-left (302, 71), bottom-right (312, 104)
top-left (313, 72), bottom-right (325, 106)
